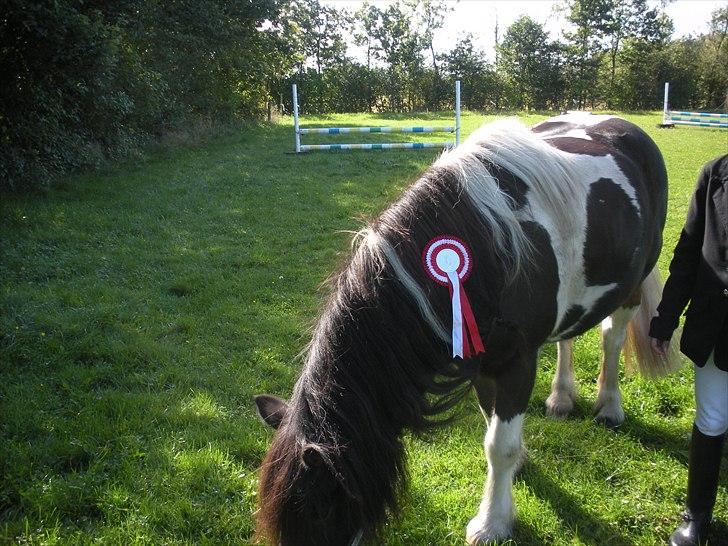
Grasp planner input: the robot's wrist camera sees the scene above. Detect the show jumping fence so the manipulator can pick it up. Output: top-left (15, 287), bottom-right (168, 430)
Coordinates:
top-left (661, 82), bottom-right (728, 129)
top-left (292, 81), bottom-right (461, 153)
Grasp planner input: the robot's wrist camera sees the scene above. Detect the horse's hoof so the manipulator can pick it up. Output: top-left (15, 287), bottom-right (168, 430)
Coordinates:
top-left (466, 514), bottom-right (512, 545)
top-left (593, 407), bottom-right (625, 428)
top-left (594, 415), bottom-right (622, 428)
top-left (545, 392), bottom-right (574, 419)
top-left (593, 395), bottom-right (625, 428)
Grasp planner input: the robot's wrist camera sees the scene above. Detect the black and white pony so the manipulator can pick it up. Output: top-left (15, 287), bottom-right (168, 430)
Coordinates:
top-left (254, 113), bottom-right (681, 545)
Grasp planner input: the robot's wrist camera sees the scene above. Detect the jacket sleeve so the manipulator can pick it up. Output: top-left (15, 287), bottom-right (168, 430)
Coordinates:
top-left (648, 165), bottom-right (710, 341)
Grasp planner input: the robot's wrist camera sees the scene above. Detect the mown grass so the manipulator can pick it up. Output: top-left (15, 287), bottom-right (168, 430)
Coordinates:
top-left (1, 111), bottom-right (727, 545)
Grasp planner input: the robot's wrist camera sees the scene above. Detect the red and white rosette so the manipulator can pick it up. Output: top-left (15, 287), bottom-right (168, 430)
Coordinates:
top-left (422, 236), bottom-right (485, 359)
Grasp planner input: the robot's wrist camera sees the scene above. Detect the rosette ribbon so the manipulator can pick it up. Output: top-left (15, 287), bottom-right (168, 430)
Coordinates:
top-left (422, 236), bottom-right (485, 359)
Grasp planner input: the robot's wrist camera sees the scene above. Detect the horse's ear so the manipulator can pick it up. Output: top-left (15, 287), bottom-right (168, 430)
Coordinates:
top-left (254, 394), bottom-right (290, 429)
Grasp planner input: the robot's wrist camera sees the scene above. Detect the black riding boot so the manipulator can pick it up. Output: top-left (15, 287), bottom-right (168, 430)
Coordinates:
top-left (669, 424), bottom-right (725, 546)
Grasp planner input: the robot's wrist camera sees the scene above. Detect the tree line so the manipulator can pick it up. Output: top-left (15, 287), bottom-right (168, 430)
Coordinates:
top-left (2, 0), bottom-right (727, 191)
top-left (280, 0), bottom-right (728, 114)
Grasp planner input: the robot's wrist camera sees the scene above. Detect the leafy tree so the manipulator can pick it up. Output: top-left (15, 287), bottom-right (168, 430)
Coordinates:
top-left (498, 16), bottom-right (562, 110)
top-left (402, 0), bottom-right (453, 109)
top-left (658, 38), bottom-right (702, 109)
top-left (444, 35), bottom-right (501, 110)
top-left (404, 0), bottom-right (452, 75)
top-left (601, 0), bottom-right (672, 106)
top-left (369, 1), bottom-right (425, 110)
top-left (609, 0), bottom-right (682, 110)
top-left (560, 0), bottom-right (613, 108)
top-left (353, 2), bottom-right (383, 71)
top-left (697, 6), bottom-right (728, 109)
top-left (285, 0), bottom-right (350, 74)
top-left (352, 2), bottom-right (384, 110)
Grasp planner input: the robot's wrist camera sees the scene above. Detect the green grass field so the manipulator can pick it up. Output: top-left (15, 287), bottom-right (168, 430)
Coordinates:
top-left (1, 112), bottom-right (727, 545)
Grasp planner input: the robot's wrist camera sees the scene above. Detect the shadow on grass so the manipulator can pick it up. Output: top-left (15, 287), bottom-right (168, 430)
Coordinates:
top-left (517, 462), bottom-right (635, 546)
top-left (529, 389), bottom-right (725, 467)
top-left (618, 411), bottom-right (728, 496)
top-left (617, 413), bottom-right (690, 462)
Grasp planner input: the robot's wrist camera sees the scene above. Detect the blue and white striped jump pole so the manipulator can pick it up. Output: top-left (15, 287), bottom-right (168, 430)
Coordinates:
top-left (663, 82), bottom-right (669, 126)
top-left (670, 118), bottom-right (728, 128)
top-left (668, 113), bottom-right (728, 128)
top-left (300, 142), bottom-right (450, 152)
top-left (670, 111), bottom-right (728, 118)
top-left (299, 126), bottom-right (456, 134)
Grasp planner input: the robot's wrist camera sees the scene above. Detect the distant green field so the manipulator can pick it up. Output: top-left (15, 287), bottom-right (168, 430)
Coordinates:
top-left (1, 112), bottom-right (727, 545)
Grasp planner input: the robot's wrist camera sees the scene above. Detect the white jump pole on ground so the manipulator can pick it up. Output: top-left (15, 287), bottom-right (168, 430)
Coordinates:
top-left (455, 79), bottom-right (461, 146)
top-left (663, 82), bottom-right (670, 125)
top-left (292, 83), bottom-right (301, 154)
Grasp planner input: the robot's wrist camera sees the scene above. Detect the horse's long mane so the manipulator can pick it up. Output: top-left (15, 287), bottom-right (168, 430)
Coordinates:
top-left (256, 119), bottom-right (586, 544)
top-left (435, 118), bottom-right (587, 270)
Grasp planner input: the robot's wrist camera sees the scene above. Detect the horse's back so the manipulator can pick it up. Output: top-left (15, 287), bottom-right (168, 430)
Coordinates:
top-left (537, 114), bottom-right (667, 270)
top-left (529, 114), bottom-right (668, 339)
top-left (533, 113), bottom-right (668, 228)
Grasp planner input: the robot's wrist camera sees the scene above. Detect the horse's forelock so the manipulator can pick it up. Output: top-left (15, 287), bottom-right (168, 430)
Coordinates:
top-left (256, 381), bottom-right (364, 543)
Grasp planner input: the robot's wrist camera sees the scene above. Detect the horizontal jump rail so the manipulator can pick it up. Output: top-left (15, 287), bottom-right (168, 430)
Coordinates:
top-left (669, 120), bottom-right (728, 129)
top-left (299, 126), bottom-right (455, 135)
top-left (670, 117), bottom-right (728, 124)
top-left (670, 115), bottom-right (728, 123)
top-left (300, 142), bottom-right (453, 152)
top-left (669, 111), bottom-right (728, 119)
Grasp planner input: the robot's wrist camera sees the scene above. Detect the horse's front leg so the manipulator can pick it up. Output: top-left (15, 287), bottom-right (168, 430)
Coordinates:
top-left (594, 304), bottom-right (638, 426)
top-left (467, 351), bottom-right (537, 545)
top-left (466, 413), bottom-right (525, 544)
top-left (546, 338), bottom-right (577, 418)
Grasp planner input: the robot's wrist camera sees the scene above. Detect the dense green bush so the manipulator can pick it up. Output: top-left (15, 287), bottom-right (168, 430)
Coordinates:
top-left (0, 0), bottom-right (290, 191)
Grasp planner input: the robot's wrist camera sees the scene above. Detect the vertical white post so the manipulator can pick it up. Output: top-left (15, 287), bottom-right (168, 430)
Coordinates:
top-left (292, 83), bottom-right (301, 153)
top-left (663, 82), bottom-right (669, 125)
top-left (455, 80), bottom-right (461, 147)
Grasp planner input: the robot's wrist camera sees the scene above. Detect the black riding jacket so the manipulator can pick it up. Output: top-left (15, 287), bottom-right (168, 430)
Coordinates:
top-left (649, 154), bottom-right (728, 371)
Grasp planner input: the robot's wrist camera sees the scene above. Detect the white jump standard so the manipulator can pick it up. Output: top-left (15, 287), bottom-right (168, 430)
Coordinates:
top-left (292, 81), bottom-right (461, 153)
top-left (661, 82), bottom-right (728, 129)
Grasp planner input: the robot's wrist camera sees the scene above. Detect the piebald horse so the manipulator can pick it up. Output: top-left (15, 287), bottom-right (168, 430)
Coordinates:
top-left (254, 114), bottom-right (681, 545)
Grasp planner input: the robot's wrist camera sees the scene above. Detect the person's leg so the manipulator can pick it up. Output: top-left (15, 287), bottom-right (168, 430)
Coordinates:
top-left (670, 353), bottom-right (727, 546)
top-left (694, 354), bottom-right (728, 437)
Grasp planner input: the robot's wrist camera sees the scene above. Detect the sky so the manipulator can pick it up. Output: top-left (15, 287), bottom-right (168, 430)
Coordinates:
top-left (324, 0), bottom-right (728, 63)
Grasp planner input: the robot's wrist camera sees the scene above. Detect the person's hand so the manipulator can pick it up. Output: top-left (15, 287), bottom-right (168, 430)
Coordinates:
top-left (650, 337), bottom-right (669, 358)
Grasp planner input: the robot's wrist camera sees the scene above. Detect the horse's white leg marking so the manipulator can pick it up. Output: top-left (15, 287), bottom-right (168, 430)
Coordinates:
top-left (466, 413), bottom-right (524, 545)
top-left (546, 338), bottom-right (577, 418)
top-left (594, 305), bottom-right (638, 425)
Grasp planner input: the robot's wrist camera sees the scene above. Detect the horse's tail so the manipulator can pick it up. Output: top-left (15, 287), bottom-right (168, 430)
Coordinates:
top-left (623, 266), bottom-right (683, 378)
